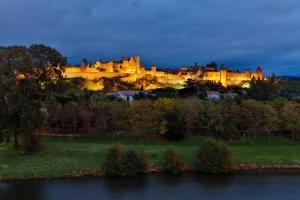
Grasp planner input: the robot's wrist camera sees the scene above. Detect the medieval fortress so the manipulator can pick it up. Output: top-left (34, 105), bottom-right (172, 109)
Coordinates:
top-left (63, 56), bottom-right (263, 90)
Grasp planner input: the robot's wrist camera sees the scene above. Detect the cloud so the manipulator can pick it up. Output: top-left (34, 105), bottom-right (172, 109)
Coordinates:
top-left (1, 0), bottom-right (300, 75)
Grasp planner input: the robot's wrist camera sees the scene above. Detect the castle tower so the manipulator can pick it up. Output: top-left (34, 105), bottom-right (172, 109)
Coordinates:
top-left (135, 56), bottom-right (140, 64)
top-left (108, 60), bottom-right (114, 72)
top-left (95, 60), bottom-right (102, 68)
top-left (135, 56), bottom-right (141, 73)
top-left (129, 56), bottom-right (135, 64)
top-left (151, 64), bottom-right (157, 75)
top-left (245, 68), bottom-right (251, 79)
top-left (256, 66), bottom-right (263, 80)
top-left (220, 68), bottom-right (228, 87)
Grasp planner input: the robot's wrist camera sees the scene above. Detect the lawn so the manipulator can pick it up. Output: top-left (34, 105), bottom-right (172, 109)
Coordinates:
top-left (1, 136), bottom-right (300, 180)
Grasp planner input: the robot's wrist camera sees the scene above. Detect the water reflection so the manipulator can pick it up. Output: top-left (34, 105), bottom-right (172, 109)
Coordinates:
top-left (1, 173), bottom-right (300, 200)
top-left (0, 181), bottom-right (43, 200)
top-left (194, 174), bottom-right (235, 187)
top-left (103, 175), bottom-right (148, 196)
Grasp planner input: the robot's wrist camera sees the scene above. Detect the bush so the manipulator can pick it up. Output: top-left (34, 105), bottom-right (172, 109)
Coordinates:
top-left (197, 138), bottom-right (235, 173)
top-left (0, 133), bottom-right (3, 144)
top-left (103, 145), bottom-right (148, 177)
top-left (163, 147), bottom-right (185, 174)
top-left (122, 150), bottom-right (139, 177)
top-left (135, 148), bottom-right (148, 174)
top-left (103, 143), bottom-right (125, 177)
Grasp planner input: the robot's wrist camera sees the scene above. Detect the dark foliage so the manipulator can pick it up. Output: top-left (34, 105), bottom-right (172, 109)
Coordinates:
top-left (247, 80), bottom-right (280, 101)
top-left (197, 138), bottom-right (235, 173)
top-left (163, 148), bottom-right (185, 174)
top-left (103, 144), bottom-right (148, 177)
top-left (103, 144), bottom-right (125, 177)
top-left (164, 110), bottom-right (185, 141)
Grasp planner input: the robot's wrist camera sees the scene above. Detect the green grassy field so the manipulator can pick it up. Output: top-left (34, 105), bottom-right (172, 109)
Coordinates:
top-left (1, 136), bottom-right (300, 180)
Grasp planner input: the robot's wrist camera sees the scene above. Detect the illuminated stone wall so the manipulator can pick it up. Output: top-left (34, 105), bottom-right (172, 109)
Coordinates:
top-left (62, 56), bottom-right (263, 90)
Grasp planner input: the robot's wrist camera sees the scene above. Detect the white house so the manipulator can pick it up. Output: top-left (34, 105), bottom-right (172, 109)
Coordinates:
top-left (116, 90), bottom-right (153, 102)
top-left (206, 91), bottom-right (221, 101)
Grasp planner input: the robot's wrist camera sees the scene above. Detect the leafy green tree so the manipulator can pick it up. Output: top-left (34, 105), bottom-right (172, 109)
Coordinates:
top-left (29, 44), bottom-right (67, 95)
top-left (281, 102), bottom-right (300, 142)
top-left (177, 98), bottom-right (206, 137)
top-left (0, 44), bottom-right (65, 152)
top-left (154, 98), bottom-right (185, 140)
top-left (129, 100), bottom-right (160, 136)
top-left (197, 138), bottom-right (235, 173)
top-left (217, 100), bottom-right (241, 140)
top-left (110, 101), bottom-right (130, 135)
top-left (241, 100), bottom-right (279, 142)
top-left (204, 101), bottom-right (223, 137)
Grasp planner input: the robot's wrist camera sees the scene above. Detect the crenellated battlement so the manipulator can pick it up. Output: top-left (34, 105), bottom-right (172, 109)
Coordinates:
top-left (62, 56), bottom-right (263, 90)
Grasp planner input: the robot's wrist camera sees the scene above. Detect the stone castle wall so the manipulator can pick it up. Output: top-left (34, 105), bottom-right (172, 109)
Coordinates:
top-left (62, 56), bottom-right (263, 90)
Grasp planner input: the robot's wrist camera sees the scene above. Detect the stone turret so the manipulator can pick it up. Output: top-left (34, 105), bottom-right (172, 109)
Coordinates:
top-left (220, 68), bottom-right (228, 87)
top-left (256, 66), bottom-right (263, 80)
top-left (135, 56), bottom-right (140, 64)
top-left (129, 56), bottom-right (135, 63)
top-left (151, 64), bottom-right (157, 74)
top-left (63, 56), bottom-right (265, 90)
top-left (245, 68), bottom-right (251, 79)
top-left (108, 60), bottom-right (114, 72)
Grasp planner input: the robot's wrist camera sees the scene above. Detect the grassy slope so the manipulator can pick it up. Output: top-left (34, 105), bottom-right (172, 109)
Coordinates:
top-left (1, 136), bottom-right (300, 179)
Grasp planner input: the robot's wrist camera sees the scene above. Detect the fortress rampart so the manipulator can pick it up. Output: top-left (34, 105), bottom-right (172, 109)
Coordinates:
top-left (62, 56), bottom-right (263, 90)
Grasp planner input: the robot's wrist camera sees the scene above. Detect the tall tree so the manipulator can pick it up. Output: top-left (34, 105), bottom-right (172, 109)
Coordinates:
top-left (241, 100), bottom-right (279, 142)
top-left (0, 44), bottom-right (65, 153)
top-left (217, 100), bottom-right (241, 140)
top-left (29, 44), bottom-right (67, 96)
top-left (281, 102), bottom-right (300, 142)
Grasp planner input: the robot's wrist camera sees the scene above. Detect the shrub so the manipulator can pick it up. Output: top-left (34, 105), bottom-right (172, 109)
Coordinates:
top-left (103, 143), bottom-right (125, 177)
top-left (163, 147), bottom-right (185, 174)
top-left (122, 150), bottom-right (139, 177)
top-left (103, 145), bottom-right (148, 177)
top-left (121, 148), bottom-right (148, 177)
top-left (197, 138), bottom-right (235, 173)
top-left (135, 148), bottom-right (148, 174)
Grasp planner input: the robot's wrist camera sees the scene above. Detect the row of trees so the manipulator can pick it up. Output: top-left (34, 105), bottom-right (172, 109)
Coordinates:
top-left (47, 98), bottom-right (300, 142)
top-left (1, 43), bottom-right (299, 154)
top-left (151, 78), bottom-right (300, 101)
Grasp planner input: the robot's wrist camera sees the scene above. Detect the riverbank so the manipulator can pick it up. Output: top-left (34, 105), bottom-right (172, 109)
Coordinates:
top-left (1, 136), bottom-right (300, 181)
top-left (2, 163), bottom-right (300, 182)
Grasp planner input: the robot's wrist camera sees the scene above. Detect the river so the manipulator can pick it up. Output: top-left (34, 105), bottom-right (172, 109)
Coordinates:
top-left (1, 173), bottom-right (300, 200)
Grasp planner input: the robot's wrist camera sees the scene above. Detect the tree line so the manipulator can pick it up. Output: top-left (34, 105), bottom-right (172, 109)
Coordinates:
top-left (1, 43), bottom-right (300, 154)
top-left (46, 97), bottom-right (300, 142)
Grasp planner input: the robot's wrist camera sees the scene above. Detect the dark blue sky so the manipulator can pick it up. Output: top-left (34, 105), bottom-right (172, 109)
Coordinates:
top-left (1, 0), bottom-right (300, 75)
